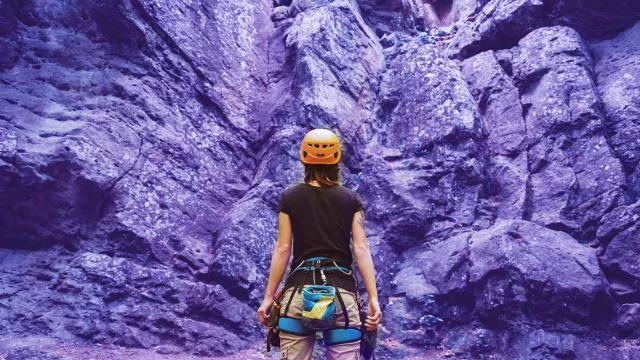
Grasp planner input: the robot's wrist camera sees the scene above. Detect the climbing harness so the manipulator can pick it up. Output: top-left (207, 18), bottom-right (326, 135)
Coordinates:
top-left (266, 256), bottom-right (363, 351)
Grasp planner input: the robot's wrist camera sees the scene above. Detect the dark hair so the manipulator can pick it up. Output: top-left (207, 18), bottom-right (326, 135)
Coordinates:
top-left (304, 163), bottom-right (340, 186)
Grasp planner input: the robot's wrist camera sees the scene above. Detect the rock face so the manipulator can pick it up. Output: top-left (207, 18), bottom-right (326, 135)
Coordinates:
top-left (1, 0), bottom-right (640, 357)
top-left (448, 0), bottom-right (640, 60)
top-left (591, 21), bottom-right (640, 198)
top-left (0, 0), bottom-right (273, 356)
top-left (361, 37), bottom-right (485, 252)
top-left (392, 221), bottom-right (608, 331)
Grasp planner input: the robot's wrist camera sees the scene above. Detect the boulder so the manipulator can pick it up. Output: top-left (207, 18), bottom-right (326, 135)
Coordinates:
top-left (394, 220), bottom-right (610, 324)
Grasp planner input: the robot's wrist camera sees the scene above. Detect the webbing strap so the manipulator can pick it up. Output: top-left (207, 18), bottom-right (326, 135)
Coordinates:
top-left (283, 285), bottom-right (298, 318)
top-left (295, 265), bottom-right (351, 272)
top-left (323, 327), bottom-right (362, 345)
top-left (266, 331), bottom-right (272, 352)
top-left (329, 277), bottom-right (349, 329)
top-left (278, 317), bottom-right (314, 336)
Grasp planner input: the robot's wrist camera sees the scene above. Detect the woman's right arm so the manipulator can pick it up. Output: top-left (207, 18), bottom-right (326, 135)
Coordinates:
top-left (352, 209), bottom-right (382, 330)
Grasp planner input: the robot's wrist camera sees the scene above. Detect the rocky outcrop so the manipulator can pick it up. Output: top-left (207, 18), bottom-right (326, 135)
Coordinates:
top-left (448, 0), bottom-right (640, 60)
top-left (207, 0), bottom-right (385, 304)
top-left (462, 50), bottom-right (527, 220)
top-left (360, 37), bottom-right (486, 252)
top-left (393, 220), bottom-right (609, 324)
top-left (0, 0), bottom-right (272, 356)
top-left (599, 201), bottom-right (640, 306)
top-left (461, 26), bottom-right (628, 240)
top-left (1, 0), bottom-right (640, 358)
top-left (591, 21), bottom-right (640, 198)
top-left (387, 220), bottom-right (615, 357)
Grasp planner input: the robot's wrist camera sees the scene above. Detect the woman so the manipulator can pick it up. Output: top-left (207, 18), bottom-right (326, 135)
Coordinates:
top-left (257, 128), bottom-right (382, 360)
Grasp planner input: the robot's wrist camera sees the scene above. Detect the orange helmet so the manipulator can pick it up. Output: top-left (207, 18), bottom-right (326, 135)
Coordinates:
top-left (300, 129), bottom-right (341, 164)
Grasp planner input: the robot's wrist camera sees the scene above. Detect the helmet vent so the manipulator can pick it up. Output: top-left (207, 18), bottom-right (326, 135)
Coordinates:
top-left (300, 129), bottom-right (341, 164)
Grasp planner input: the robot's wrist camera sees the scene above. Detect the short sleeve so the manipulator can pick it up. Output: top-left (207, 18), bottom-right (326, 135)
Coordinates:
top-left (279, 189), bottom-right (290, 214)
top-left (353, 190), bottom-right (364, 214)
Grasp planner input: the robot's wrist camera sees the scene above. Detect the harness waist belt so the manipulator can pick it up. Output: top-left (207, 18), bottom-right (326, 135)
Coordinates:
top-left (278, 318), bottom-right (362, 345)
top-left (285, 271), bottom-right (357, 294)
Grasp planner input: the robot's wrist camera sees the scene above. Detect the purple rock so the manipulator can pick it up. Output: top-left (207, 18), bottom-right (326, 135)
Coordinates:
top-left (448, 0), bottom-right (640, 60)
top-left (591, 21), bottom-right (640, 197)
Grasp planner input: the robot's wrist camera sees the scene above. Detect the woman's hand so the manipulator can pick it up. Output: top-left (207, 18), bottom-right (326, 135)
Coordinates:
top-left (257, 297), bottom-right (274, 327)
top-left (364, 298), bottom-right (382, 331)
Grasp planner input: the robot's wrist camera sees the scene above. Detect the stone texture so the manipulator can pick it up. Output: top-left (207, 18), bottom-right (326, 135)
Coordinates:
top-left (591, 21), bottom-right (640, 197)
top-left (511, 27), bottom-right (626, 238)
top-left (0, 0), bottom-right (272, 355)
top-left (462, 50), bottom-right (526, 157)
top-left (6, 348), bottom-right (70, 360)
top-left (462, 49), bottom-right (527, 220)
top-left (359, 38), bottom-right (486, 250)
top-left (447, 0), bottom-right (640, 60)
top-left (206, 0), bottom-right (385, 305)
top-left (0, 248), bottom-right (257, 356)
top-left (395, 221), bottom-right (609, 323)
top-left (357, 0), bottom-right (481, 37)
top-left (616, 303), bottom-right (640, 337)
top-left (0, 1), bottom-right (21, 71)
top-left (600, 202), bottom-right (640, 301)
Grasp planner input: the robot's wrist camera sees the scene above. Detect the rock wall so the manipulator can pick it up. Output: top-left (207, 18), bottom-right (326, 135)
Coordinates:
top-left (1, 0), bottom-right (639, 358)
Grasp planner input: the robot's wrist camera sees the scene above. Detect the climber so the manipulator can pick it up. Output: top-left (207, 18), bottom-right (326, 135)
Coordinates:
top-left (257, 128), bottom-right (382, 360)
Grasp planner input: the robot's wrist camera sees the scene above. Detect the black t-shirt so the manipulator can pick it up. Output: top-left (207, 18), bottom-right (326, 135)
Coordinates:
top-left (279, 182), bottom-right (365, 271)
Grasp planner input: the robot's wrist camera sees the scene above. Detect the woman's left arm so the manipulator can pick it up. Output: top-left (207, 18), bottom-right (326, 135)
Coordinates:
top-left (257, 212), bottom-right (293, 326)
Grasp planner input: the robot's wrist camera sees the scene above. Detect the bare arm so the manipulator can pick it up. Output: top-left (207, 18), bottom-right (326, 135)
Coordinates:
top-left (352, 209), bottom-right (378, 302)
top-left (258, 212), bottom-right (293, 326)
top-left (263, 212), bottom-right (293, 300)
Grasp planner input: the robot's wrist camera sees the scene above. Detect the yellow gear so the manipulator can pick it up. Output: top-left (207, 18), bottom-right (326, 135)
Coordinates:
top-left (300, 129), bottom-right (341, 164)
